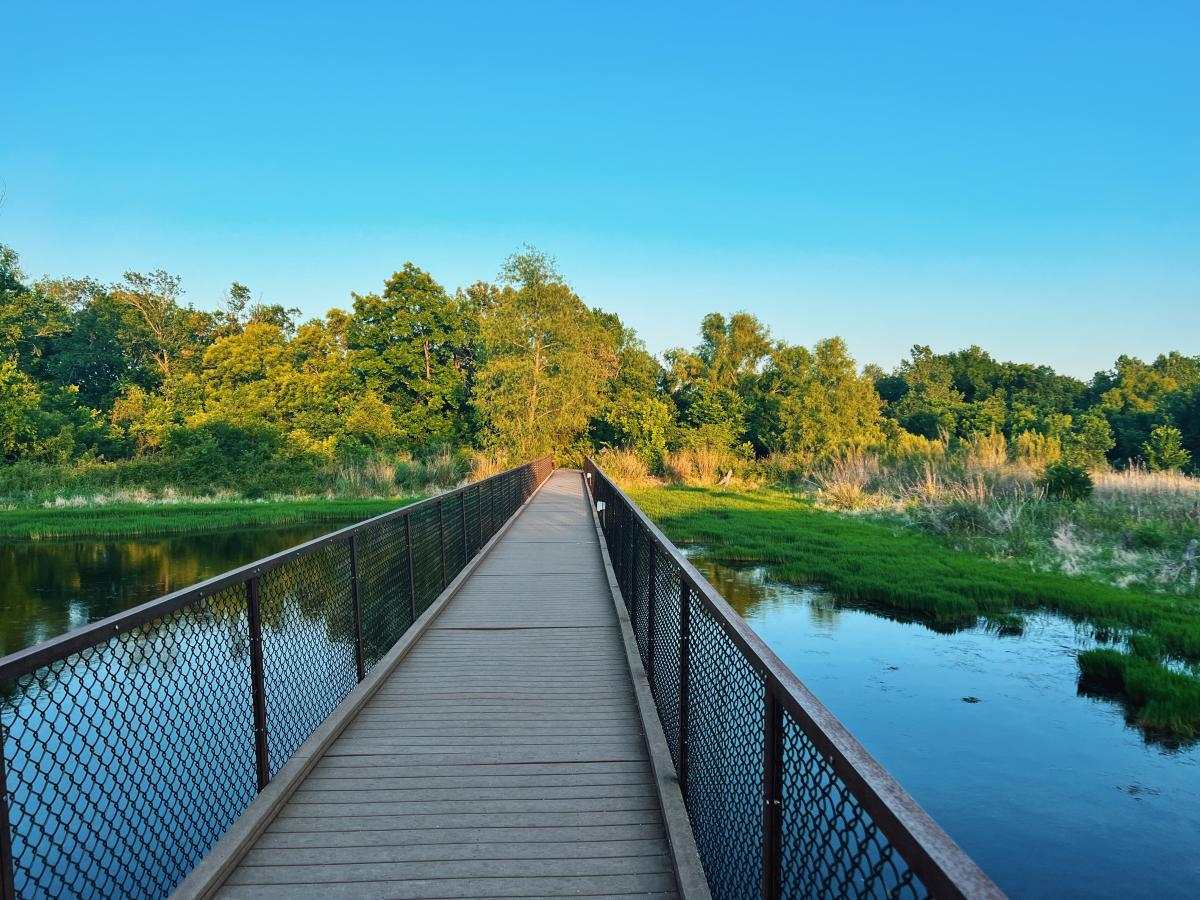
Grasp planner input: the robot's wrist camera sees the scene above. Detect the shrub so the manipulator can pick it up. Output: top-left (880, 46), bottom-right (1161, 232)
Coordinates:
top-left (1144, 425), bottom-right (1191, 473)
top-left (1039, 461), bottom-right (1094, 501)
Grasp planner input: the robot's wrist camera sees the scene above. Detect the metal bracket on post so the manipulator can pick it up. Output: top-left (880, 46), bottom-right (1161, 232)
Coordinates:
top-left (349, 534), bottom-right (365, 683)
top-left (247, 575), bottom-right (271, 792)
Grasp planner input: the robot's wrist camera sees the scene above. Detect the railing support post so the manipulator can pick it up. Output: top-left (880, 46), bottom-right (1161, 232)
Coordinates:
top-left (438, 499), bottom-right (447, 591)
top-left (404, 515), bottom-right (418, 623)
top-left (247, 575), bottom-right (271, 792)
top-left (762, 691), bottom-right (783, 899)
top-left (476, 485), bottom-right (483, 551)
top-left (627, 520), bottom-right (638, 619)
top-left (460, 492), bottom-right (469, 558)
top-left (645, 537), bottom-right (657, 690)
top-left (0, 722), bottom-right (16, 900)
top-left (678, 578), bottom-right (692, 800)
top-left (349, 534), bottom-right (365, 682)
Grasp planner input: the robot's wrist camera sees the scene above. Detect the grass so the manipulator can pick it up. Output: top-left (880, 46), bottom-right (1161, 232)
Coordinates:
top-left (628, 483), bottom-right (1200, 739)
top-left (1078, 649), bottom-right (1200, 740)
top-left (0, 498), bottom-right (420, 541)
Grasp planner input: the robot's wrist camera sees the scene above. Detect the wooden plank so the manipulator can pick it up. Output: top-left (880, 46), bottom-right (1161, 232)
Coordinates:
top-left (265, 809), bottom-right (664, 833)
top-left (276, 801), bottom-right (662, 820)
top-left (240, 838), bottom-right (670, 867)
top-left (226, 855), bottom-right (673, 885)
top-left (215, 873), bottom-right (678, 899)
top-left (290, 785), bottom-right (657, 804)
top-left (254, 823), bottom-right (668, 850)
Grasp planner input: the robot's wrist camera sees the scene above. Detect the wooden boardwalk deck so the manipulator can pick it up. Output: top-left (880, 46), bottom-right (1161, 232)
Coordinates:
top-left (210, 470), bottom-right (681, 899)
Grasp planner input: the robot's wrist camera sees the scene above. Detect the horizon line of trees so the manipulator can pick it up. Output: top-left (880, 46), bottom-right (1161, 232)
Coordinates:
top-left (1, 242), bottom-right (1197, 488)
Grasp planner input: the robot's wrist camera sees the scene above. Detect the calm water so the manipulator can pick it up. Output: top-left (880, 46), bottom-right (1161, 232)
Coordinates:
top-left (689, 553), bottom-right (1200, 899)
top-left (0, 524), bottom-right (353, 656)
top-left (0, 523), bottom-right (362, 898)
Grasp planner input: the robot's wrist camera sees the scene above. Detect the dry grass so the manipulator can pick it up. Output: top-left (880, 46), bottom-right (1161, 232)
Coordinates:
top-left (595, 448), bottom-right (652, 485)
top-left (469, 451), bottom-right (510, 482)
top-left (662, 448), bottom-right (752, 487)
top-left (1094, 465), bottom-right (1200, 499)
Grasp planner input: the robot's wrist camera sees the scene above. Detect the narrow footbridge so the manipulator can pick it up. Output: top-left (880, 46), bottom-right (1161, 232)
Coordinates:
top-left (0, 459), bottom-right (1002, 899)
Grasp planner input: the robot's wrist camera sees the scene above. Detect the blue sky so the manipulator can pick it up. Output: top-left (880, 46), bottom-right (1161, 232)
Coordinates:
top-left (3, 1), bottom-right (1197, 377)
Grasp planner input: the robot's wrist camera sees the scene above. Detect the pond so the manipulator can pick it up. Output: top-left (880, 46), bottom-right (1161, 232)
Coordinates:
top-left (0, 522), bottom-right (366, 898)
top-left (688, 553), bottom-right (1200, 899)
top-left (0, 524), bottom-right (356, 657)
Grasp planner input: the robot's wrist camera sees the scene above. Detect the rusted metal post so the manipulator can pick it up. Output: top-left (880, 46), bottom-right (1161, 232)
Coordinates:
top-left (460, 492), bottom-right (469, 558)
top-left (349, 534), bottom-right (365, 682)
top-left (490, 479), bottom-right (497, 537)
top-left (0, 722), bottom-right (16, 900)
top-left (247, 575), bottom-right (271, 791)
top-left (678, 578), bottom-right (692, 799)
top-left (645, 538), bottom-right (657, 687)
top-left (762, 691), bottom-right (783, 899)
top-left (404, 514), bottom-right (418, 623)
top-left (627, 519), bottom-right (639, 620)
top-left (438, 499), bottom-right (447, 591)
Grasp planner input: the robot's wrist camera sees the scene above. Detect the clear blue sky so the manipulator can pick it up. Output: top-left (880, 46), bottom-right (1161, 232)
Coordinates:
top-left (3, 1), bottom-right (1197, 378)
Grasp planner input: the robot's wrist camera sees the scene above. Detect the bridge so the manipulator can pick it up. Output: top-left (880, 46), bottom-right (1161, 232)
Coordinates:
top-left (0, 459), bottom-right (1001, 899)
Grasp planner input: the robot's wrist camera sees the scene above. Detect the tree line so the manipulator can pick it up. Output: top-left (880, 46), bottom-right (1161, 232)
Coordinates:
top-left (1, 242), bottom-right (1196, 492)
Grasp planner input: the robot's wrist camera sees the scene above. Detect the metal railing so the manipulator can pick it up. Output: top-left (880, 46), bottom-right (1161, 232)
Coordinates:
top-left (0, 456), bottom-right (554, 900)
top-left (583, 458), bottom-right (1003, 900)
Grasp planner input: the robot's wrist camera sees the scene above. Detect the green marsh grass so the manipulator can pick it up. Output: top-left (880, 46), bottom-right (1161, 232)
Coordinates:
top-left (629, 483), bottom-right (1200, 738)
top-left (0, 498), bottom-right (419, 542)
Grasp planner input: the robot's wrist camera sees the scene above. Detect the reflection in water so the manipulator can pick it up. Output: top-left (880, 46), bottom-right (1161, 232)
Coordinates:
top-left (0, 522), bottom-right (366, 898)
top-left (0, 525), bottom-right (353, 657)
top-left (686, 550), bottom-right (1200, 899)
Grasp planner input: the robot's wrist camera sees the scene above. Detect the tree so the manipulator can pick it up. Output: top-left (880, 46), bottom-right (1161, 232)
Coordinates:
top-left (754, 338), bottom-right (884, 462)
top-left (0, 246), bottom-right (72, 376)
top-left (665, 311), bottom-right (770, 447)
top-left (887, 345), bottom-right (963, 439)
top-left (0, 359), bottom-right (42, 460)
top-left (349, 264), bottom-right (476, 448)
top-left (475, 247), bottom-right (618, 461)
top-left (1144, 424), bottom-right (1191, 472)
top-left (111, 270), bottom-right (213, 383)
top-left (1062, 412), bottom-right (1115, 469)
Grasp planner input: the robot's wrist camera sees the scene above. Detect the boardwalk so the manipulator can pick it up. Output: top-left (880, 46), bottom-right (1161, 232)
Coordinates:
top-left (209, 470), bottom-right (681, 899)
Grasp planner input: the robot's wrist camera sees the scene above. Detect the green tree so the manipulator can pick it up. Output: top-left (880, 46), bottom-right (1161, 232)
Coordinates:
top-left (349, 264), bottom-right (476, 449)
top-left (665, 311), bottom-right (770, 447)
top-left (754, 338), bottom-right (884, 462)
top-left (0, 359), bottom-right (43, 460)
top-left (888, 345), bottom-right (964, 439)
top-left (1061, 412), bottom-right (1115, 469)
top-left (1144, 424), bottom-right (1191, 472)
top-left (475, 247), bottom-right (618, 461)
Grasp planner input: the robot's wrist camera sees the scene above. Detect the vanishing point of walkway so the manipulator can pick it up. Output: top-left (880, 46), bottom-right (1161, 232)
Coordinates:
top-left (211, 470), bottom-right (679, 898)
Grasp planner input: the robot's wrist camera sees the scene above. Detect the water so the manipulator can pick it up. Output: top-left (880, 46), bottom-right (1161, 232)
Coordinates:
top-left (0, 524), bottom-right (354, 657)
top-left (0, 522), bottom-right (364, 898)
top-left (689, 553), bottom-right (1200, 899)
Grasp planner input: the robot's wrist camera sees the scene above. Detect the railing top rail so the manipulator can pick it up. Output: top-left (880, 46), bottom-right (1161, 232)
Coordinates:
top-left (584, 458), bottom-right (1002, 900)
top-left (0, 456), bottom-right (553, 683)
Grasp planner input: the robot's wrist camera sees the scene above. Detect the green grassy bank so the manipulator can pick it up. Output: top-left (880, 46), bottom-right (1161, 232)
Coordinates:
top-left (0, 498), bottom-right (420, 541)
top-left (629, 484), bottom-right (1200, 739)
